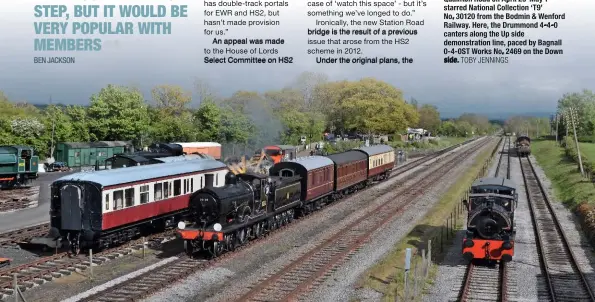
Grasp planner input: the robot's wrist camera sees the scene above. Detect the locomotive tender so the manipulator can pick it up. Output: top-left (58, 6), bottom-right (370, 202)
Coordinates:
top-left (516, 136), bottom-right (531, 157)
top-left (462, 177), bottom-right (517, 262)
top-left (177, 145), bottom-right (395, 257)
top-left (49, 158), bottom-right (228, 254)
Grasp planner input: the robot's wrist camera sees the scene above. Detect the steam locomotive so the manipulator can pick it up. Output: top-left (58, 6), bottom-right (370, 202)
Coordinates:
top-left (462, 177), bottom-right (517, 262)
top-left (177, 146), bottom-right (395, 257)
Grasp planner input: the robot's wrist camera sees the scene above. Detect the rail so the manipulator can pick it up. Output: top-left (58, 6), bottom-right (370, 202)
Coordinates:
top-left (520, 156), bottom-right (595, 301)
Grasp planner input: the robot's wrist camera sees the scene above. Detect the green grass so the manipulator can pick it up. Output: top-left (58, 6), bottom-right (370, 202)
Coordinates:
top-left (532, 140), bottom-right (595, 208)
top-left (579, 142), bottom-right (595, 163)
top-left (357, 138), bottom-right (498, 301)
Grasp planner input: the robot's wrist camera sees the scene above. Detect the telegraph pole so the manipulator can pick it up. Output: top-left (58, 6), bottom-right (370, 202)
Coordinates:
top-left (49, 96), bottom-right (56, 161)
top-left (569, 107), bottom-right (584, 176)
top-left (555, 113), bottom-right (559, 144)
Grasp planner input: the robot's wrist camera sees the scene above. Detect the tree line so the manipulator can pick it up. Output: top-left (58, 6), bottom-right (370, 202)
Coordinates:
top-left (0, 72), bottom-right (500, 159)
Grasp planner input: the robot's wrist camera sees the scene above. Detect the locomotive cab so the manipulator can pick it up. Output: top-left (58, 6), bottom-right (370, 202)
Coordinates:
top-left (463, 177), bottom-right (517, 262)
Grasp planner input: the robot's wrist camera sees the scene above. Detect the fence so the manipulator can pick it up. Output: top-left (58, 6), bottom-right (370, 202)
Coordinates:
top-left (397, 139), bottom-right (497, 301)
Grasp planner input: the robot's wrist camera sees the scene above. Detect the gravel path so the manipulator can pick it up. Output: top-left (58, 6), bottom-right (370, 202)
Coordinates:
top-left (529, 155), bottom-right (595, 293)
top-left (141, 139), bottom-right (489, 302)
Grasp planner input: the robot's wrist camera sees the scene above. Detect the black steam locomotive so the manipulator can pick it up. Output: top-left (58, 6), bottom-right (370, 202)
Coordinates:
top-left (462, 177), bottom-right (517, 262)
top-left (180, 172), bottom-right (301, 255)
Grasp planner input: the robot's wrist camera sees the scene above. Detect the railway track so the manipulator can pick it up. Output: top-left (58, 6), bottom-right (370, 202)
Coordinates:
top-left (75, 137), bottom-right (492, 302)
top-left (494, 136), bottom-right (511, 179)
top-left (520, 156), bottom-right (595, 301)
top-left (0, 223), bottom-right (50, 247)
top-left (459, 135), bottom-right (511, 302)
top-left (0, 230), bottom-right (177, 299)
top-left (233, 138), bottom-right (491, 302)
top-left (0, 186), bottom-right (39, 213)
top-left (460, 262), bottom-right (507, 301)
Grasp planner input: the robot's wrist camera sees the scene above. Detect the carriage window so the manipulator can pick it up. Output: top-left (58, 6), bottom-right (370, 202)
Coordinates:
top-left (164, 181), bottom-right (170, 198)
top-left (125, 188), bottom-right (134, 207)
top-left (75, 152), bottom-right (80, 158)
top-left (174, 179), bottom-right (181, 196)
top-left (154, 183), bottom-right (163, 201)
top-left (140, 185), bottom-right (149, 204)
top-left (191, 178), bottom-right (194, 192)
top-left (216, 174), bottom-right (219, 186)
top-left (113, 190), bottom-right (123, 210)
top-left (105, 194), bottom-right (109, 210)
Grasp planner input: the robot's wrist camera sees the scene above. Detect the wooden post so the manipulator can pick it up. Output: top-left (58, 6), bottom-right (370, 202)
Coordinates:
top-left (569, 108), bottom-right (585, 177)
top-left (427, 240), bottom-right (432, 276)
top-left (13, 274), bottom-right (18, 302)
top-left (89, 249), bottom-right (93, 280)
top-left (142, 236), bottom-right (146, 259)
top-left (404, 248), bottom-right (412, 300)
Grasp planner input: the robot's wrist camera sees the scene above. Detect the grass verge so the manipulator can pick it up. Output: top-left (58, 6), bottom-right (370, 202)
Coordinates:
top-left (532, 139), bottom-right (595, 209)
top-left (579, 142), bottom-right (595, 163)
top-left (356, 138), bottom-right (498, 302)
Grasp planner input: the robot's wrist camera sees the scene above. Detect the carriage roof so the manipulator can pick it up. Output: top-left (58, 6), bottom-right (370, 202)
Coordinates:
top-left (56, 158), bottom-right (227, 187)
top-left (355, 145), bottom-right (394, 156)
top-left (326, 150), bottom-right (368, 165)
top-left (472, 177), bottom-right (516, 189)
top-left (278, 156), bottom-right (333, 171)
top-left (155, 154), bottom-right (204, 163)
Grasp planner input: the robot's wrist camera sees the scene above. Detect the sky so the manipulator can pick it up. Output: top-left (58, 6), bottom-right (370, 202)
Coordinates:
top-left (1, 0), bottom-right (593, 118)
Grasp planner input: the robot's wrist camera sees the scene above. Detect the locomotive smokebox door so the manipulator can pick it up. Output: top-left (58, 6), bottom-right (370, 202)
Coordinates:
top-left (60, 184), bottom-right (83, 230)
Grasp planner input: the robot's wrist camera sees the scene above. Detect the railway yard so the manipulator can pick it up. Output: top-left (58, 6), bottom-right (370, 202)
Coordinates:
top-left (1, 136), bottom-right (595, 301)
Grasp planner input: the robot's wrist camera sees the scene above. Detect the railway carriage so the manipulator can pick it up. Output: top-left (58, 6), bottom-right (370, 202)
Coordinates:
top-left (326, 150), bottom-right (368, 196)
top-left (462, 177), bottom-right (517, 262)
top-left (269, 156), bottom-right (335, 204)
top-left (356, 145), bottom-right (395, 181)
top-left (49, 158), bottom-right (228, 254)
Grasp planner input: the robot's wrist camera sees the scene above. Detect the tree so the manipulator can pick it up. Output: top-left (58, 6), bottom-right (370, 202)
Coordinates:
top-left (291, 71), bottom-right (328, 107)
top-left (87, 85), bottom-right (150, 143)
top-left (65, 105), bottom-right (90, 142)
top-left (194, 100), bottom-right (222, 141)
top-left (151, 85), bottom-right (192, 115)
top-left (194, 78), bottom-right (216, 106)
top-left (417, 104), bottom-right (441, 133)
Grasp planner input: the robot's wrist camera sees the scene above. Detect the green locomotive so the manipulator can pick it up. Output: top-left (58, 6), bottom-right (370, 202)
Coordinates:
top-left (0, 145), bottom-right (39, 189)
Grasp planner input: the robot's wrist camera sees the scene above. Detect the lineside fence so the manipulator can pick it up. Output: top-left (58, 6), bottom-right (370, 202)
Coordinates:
top-left (397, 137), bottom-right (500, 301)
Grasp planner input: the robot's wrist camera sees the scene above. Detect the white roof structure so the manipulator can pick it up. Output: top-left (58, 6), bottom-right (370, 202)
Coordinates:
top-left (174, 142), bottom-right (221, 147)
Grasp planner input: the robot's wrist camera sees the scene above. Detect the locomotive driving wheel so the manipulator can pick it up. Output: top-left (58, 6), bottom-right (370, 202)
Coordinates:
top-left (209, 241), bottom-right (223, 258)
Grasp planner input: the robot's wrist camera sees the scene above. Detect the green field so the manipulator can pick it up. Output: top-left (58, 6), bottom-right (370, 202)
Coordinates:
top-left (579, 142), bottom-right (595, 163)
top-left (532, 140), bottom-right (595, 208)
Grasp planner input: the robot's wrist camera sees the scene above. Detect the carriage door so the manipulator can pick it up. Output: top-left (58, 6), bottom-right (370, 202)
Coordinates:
top-left (60, 185), bottom-right (83, 231)
top-left (205, 174), bottom-right (214, 187)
